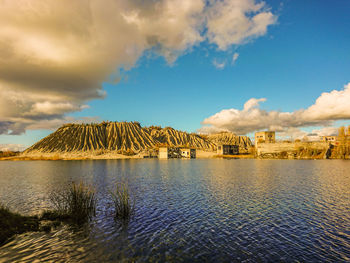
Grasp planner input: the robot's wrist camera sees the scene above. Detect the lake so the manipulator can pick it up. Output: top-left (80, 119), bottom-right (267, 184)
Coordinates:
top-left (0, 159), bottom-right (349, 262)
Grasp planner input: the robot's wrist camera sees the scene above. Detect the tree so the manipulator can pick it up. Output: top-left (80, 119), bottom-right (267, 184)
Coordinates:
top-left (338, 126), bottom-right (347, 159)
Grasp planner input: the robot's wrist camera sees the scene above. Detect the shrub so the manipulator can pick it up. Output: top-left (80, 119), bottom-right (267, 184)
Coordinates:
top-left (49, 182), bottom-right (96, 224)
top-left (110, 183), bottom-right (135, 221)
top-left (278, 151), bottom-right (288, 159)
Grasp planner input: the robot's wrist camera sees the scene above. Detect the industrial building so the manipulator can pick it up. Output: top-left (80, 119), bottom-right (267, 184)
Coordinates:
top-left (180, 148), bottom-right (196, 158)
top-left (255, 131), bottom-right (276, 147)
top-left (217, 144), bottom-right (239, 155)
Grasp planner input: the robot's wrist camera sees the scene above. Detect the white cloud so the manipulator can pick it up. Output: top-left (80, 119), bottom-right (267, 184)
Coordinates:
top-left (232, 52), bottom-right (239, 64)
top-left (0, 0), bottom-right (277, 134)
top-left (200, 83), bottom-right (350, 135)
top-left (25, 116), bottom-right (101, 131)
top-left (0, 144), bottom-right (26, 152)
top-left (26, 102), bottom-right (89, 117)
top-left (277, 127), bottom-right (340, 141)
top-left (213, 59), bottom-right (226, 69)
top-left (206, 0), bottom-right (277, 50)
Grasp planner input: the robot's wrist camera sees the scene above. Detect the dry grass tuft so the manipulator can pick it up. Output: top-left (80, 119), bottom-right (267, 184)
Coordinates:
top-left (110, 183), bottom-right (135, 221)
top-left (49, 182), bottom-right (96, 224)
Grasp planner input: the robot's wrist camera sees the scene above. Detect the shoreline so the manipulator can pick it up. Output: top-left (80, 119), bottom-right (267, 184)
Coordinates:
top-left (1, 154), bottom-right (348, 161)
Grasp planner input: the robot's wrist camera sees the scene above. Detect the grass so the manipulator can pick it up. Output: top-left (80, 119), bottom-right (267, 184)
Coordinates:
top-left (49, 182), bottom-right (96, 224)
top-left (0, 203), bottom-right (39, 246)
top-left (110, 183), bottom-right (135, 221)
top-left (0, 182), bottom-right (96, 246)
top-left (0, 181), bottom-right (136, 246)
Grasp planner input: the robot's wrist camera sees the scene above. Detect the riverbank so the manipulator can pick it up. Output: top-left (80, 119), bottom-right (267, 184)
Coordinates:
top-left (0, 205), bottom-right (40, 246)
top-left (0, 154), bottom-right (348, 161)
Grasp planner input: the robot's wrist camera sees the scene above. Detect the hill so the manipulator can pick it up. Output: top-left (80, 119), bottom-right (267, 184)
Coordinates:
top-left (23, 121), bottom-right (252, 157)
top-left (207, 132), bottom-right (252, 153)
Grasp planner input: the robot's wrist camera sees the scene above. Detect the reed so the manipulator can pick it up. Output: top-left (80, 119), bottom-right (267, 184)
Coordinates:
top-left (49, 182), bottom-right (96, 224)
top-left (110, 183), bottom-right (135, 220)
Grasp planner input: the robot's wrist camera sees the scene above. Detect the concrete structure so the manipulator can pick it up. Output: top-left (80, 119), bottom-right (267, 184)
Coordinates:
top-left (321, 136), bottom-right (337, 144)
top-left (159, 147), bottom-right (168, 159)
top-left (255, 131), bottom-right (275, 147)
top-left (217, 144), bottom-right (239, 155)
top-left (141, 149), bottom-right (158, 158)
top-left (256, 141), bottom-right (330, 159)
top-left (180, 148), bottom-right (196, 158)
top-left (158, 147), bottom-right (181, 159)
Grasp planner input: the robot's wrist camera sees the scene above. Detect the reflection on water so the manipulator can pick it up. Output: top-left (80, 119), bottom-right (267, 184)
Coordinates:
top-left (0, 159), bottom-right (350, 262)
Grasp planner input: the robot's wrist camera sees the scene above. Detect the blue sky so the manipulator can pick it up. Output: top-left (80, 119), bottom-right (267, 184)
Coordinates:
top-left (1, 0), bottom-right (350, 149)
top-left (75, 0), bottom-right (350, 131)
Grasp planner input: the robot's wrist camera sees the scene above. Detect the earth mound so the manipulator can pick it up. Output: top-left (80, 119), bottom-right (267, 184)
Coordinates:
top-left (24, 122), bottom-right (252, 157)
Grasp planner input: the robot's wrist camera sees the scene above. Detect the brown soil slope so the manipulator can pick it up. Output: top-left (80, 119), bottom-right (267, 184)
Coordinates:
top-left (208, 132), bottom-right (252, 153)
top-left (25, 122), bottom-right (156, 153)
top-left (24, 122), bottom-right (252, 155)
top-left (147, 127), bottom-right (216, 149)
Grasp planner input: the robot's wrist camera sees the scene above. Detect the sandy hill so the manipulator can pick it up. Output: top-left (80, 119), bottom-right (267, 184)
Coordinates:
top-left (208, 132), bottom-right (252, 153)
top-left (146, 126), bottom-right (216, 149)
top-left (24, 122), bottom-right (252, 156)
top-left (25, 122), bottom-right (156, 154)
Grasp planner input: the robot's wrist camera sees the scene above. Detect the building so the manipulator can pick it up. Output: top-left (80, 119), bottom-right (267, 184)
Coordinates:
top-left (141, 149), bottom-right (158, 158)
top-left (159, 147), bottom-right (168, 159)
top-left (321, 136), bottom-right (337, 144)
top-left (255, 131), bottom-right (275, 147)
top-left (217, 144), bottom-right (239, 155)
top-left (256, 141), bottom-right (330, 159)
top-left (158, 147), bottom-right (181, 159)
top-left (180, 148), bottom-right (196, 158)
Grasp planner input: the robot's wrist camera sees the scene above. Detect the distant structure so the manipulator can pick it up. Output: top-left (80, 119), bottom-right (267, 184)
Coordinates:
top-left (256, 141), bottom-right (331, 159)
top-left (141, 149), bottom-right (158, 158)
top-left (158, 147), bottom-right (181, 159)
top-left (217, 144), bottom-right (239, 155)
top-left (255, 131), bottom-right (275, 147)
top-left (321, 136), bottom-right (337, 145)
top-left (180, 148), bottom-right (196, 159)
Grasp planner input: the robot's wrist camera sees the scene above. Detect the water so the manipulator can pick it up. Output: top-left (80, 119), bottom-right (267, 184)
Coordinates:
top-left (0, 159), bottom-right (349, 262)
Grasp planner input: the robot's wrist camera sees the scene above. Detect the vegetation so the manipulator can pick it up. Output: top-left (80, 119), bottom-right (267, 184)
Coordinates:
top-left (0, 203), bottom-right (39, 246)
top-left (335, 126), bottom-right (350, 159)
top-left (0, 181), bottom-right (137, 246)
top-left (110, 183), bottom-right (135, 221)
top-left (278, 151), bottom-right (288, 159)
top-left (49, 182), bottom-right (96, 224)
top-left (148, 125), bottom-right (162, 130)
top-left (117, 149), bottom-right (136, 156)
top-left (0, 151), bottom-right (20, 158)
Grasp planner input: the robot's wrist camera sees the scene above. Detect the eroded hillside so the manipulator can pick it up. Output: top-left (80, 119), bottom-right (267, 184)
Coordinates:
top-left (24, 122), bottom-right (252, 155)
top-left (208, 132), bottom-right (252, 153)
top-left (147, 127), bottom-right (216, 150)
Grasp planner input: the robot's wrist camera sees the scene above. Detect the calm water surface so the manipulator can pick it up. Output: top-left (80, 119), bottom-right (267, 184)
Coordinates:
top-left (0, 159), bottom-right (349, 262)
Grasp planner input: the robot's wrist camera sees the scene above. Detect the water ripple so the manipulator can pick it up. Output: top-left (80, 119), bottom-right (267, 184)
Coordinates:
top-left (0, 159), bottom-right (349, 262)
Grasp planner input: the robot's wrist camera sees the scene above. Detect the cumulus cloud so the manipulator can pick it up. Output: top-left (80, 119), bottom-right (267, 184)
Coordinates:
top-left (277, 127), bottom-right (340, 141)
top-left (0, 144), bottom-right (26, 152)
top-left (206, 0), bottom-right (277, 50)
top-left (0, 0), bottom-right (277, 134)
top-left (200, 83), bottom-right (350, 135)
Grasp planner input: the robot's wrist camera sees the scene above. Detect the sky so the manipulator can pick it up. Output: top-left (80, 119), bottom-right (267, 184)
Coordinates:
top-left (0, 0), bottom-right (350, 151)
